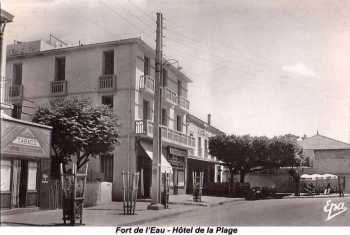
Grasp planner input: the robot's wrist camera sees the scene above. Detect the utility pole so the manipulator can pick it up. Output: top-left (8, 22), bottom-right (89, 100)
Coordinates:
top-left (148, 12), bottom-right (163, 210)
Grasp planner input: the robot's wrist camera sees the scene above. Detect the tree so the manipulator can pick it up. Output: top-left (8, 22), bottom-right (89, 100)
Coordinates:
top-left (209, 134), bottom-right (268, 183)
top-left (209, 134), bottom-right (303, 183)
top-left (32, 97), bottom-right (119, 173)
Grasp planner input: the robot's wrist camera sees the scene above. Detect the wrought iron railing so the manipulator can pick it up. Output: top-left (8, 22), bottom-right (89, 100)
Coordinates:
top-left (99, 75), bottom-right (116, 91)
top-left (50, 80), bottom-right (68, 95)
top-left (139, 75), bottom-right (154, 93)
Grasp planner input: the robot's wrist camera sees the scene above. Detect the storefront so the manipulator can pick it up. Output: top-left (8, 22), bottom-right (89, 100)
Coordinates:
top-left (0, 115), bottom-right (51, 209)
top-left (166, 146), bottom-right (187, 195)
top-left (136, 141), bottom-right (173, 197)
top-left (186, 157), bottom-right (217, 194)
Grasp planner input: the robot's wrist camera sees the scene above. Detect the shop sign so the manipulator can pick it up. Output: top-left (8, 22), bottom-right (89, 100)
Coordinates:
top-left (12, 136), bottom-right (41, 147)
top-left (168, 147), bottom-right (187, 157)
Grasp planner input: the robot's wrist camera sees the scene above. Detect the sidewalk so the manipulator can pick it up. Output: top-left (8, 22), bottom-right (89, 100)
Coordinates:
top-left (284, 193), bottom-right (350, 199)
top-left (0, 195), bottom-right (242, 226)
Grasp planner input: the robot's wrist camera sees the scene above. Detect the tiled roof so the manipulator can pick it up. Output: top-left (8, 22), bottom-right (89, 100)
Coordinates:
top-left (299, 134), bottom-right (350, 150)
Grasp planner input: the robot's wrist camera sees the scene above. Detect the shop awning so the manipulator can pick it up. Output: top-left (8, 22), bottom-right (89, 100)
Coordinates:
top-left (139, 141), bottom-right (173, 174)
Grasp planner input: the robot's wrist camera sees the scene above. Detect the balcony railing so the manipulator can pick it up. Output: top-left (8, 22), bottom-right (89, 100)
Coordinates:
top-left (98, 74), bottom-right (116, 92)
top-left (9, 84), bottom-right (23, 100)
top-left (135, 119), bottom-right (195, 148)
top-left (139, 75), bottom-right (154, 93)
top-left (162, 87), bottom-right (178, 105)
top-left (178, 96), bottom-right (190, 110)
top-left (50, 80), bottom-right (67, 95)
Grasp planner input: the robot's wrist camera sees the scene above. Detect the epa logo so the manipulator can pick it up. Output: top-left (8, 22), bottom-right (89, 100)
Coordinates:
top-left (323, 200), bottom-right (348, 221)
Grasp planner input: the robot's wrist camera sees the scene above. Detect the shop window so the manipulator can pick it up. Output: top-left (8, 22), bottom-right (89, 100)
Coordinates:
top-left (144, 56), bottom-right (150, 75)
top-left (100, 154), bottom-right (113, 182)
top-left (0, 160), bottom-right (11, 192)
top-left (103, 50), bottom-right (114, 75)
top-left (102, 95), bottom-right (114, 108)
top-left (55, 57), bottom-right (66, 81)
top-left (27, 161), bottom-right (37, 191)
top-left (178, 170), bottom-right (185, 187)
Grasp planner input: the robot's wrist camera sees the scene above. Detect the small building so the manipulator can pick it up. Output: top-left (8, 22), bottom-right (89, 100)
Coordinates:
top-left (300, 133), bottom-right (350, 175)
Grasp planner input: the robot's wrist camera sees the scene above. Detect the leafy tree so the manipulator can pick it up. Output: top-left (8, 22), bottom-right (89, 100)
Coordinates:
top-left (32, 97), bottom-right (119, 173)
top-left (209, 134), bottom-right (303, 183)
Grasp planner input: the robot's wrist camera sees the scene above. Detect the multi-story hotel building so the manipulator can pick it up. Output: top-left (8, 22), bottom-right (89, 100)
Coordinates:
top-left (5, 38), bottom-right (197, 201)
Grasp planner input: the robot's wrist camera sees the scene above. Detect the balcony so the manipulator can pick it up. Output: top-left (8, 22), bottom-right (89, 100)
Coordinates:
top-left (139, 75), bottom-right (154, 94)
top-left (162, 87), bottom-right (178, 106)
top-left (9, 84), bottom-right (23, 101)
top-left (50, 80), bottom-right (67, 96)
top-left (178, 96), bottom-right (190, 111)
top-left (98, 75), bottom-right (116, 92)
top-left (135, 119), bottom-right (195, 149)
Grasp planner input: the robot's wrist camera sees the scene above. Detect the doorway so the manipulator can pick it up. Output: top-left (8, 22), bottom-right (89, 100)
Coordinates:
top-left (18, 160), bottom-right (28, 207)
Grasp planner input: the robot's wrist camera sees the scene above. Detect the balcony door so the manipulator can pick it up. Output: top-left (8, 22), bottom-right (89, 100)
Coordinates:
top-left (103, 50), bottom-right (114, 75)
top-left (55, 57), bottom-right (66, 81)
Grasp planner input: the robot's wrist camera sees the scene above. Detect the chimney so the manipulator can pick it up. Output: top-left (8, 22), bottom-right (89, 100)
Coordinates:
top-left (207, 113), bottom-right (211, 126)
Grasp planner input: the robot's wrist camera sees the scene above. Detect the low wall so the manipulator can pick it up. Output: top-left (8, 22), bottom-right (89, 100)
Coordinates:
top-left (84, 181), bottom-right (112, 207)
top-left (234, 173), bottom-right (294, 193)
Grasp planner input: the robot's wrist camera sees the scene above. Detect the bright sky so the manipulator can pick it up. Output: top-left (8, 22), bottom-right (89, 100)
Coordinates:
top-left (3, 0), bottom-right (350, 142)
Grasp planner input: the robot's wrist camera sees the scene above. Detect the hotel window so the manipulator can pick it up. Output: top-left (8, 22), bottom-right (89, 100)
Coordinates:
top-left (27, 161), bottom-right (38, 191)
top-left (0, 160), bottom-right (11, 192)
top-left (162, 68), bottom-right (168, 87)
top-left (161, 108), bottom-right (168, 126)
top-left (144, 56), bottom-right (150, 75)
top-left (11, 104), bottom-right (22, 119)
top-left (143, 99), bottom-right (150, 120)
top-left (13, 63), bottom-right (22, 85)
top-left (55, 57), bottom-right (66, 81)
top-left (102, 95), bottom-right (114, 108)
top-left (176, 115), bottom-right (182, 132)
top-left (100, 154), bottom-right (113, 182)
top-left (103, 50), bottom-right (114, 75)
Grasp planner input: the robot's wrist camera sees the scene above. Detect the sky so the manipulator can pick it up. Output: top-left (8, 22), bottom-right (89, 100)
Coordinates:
top-left (2, 0), bottom-right (350, 142)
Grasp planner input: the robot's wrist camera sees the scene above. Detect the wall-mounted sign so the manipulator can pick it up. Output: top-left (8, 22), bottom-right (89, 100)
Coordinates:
top-left (168, 147), bottom-right (187, 157)
top-left (12, 136), bottom-right (41, 147)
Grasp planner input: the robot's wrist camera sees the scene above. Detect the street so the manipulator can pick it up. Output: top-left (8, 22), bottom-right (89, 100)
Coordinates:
top-left (143, 197), bottom-right (350, 226)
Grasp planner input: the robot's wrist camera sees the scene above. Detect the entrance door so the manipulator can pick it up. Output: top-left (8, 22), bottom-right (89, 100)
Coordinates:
top-left (19, 160), bottom-right (28, 207)
top-left (173, 169), bottom-right (178, 195)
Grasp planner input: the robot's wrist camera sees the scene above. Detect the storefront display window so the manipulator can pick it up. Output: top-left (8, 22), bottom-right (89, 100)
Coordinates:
top-left (178, 170), bottom-right (185, 187)
top-left (0, 160), bottom-right (11, 192)
top-left (27, 161), bottom-right (37, 191)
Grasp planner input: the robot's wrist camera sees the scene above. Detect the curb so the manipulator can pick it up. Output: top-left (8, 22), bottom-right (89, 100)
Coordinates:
top-left (119, 198), bottom-right (245, 226)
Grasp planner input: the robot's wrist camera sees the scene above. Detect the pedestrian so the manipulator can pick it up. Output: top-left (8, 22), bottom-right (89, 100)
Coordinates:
top-left (324, 183), bottom-right (331, 195)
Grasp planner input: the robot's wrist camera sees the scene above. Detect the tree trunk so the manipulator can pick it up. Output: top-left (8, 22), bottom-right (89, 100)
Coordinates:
top-left (239, 171), bottom-right (245, 183)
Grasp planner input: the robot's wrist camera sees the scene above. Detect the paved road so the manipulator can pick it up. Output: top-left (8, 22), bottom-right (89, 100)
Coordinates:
top-left (143, 197), bottom-right (350, 226)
